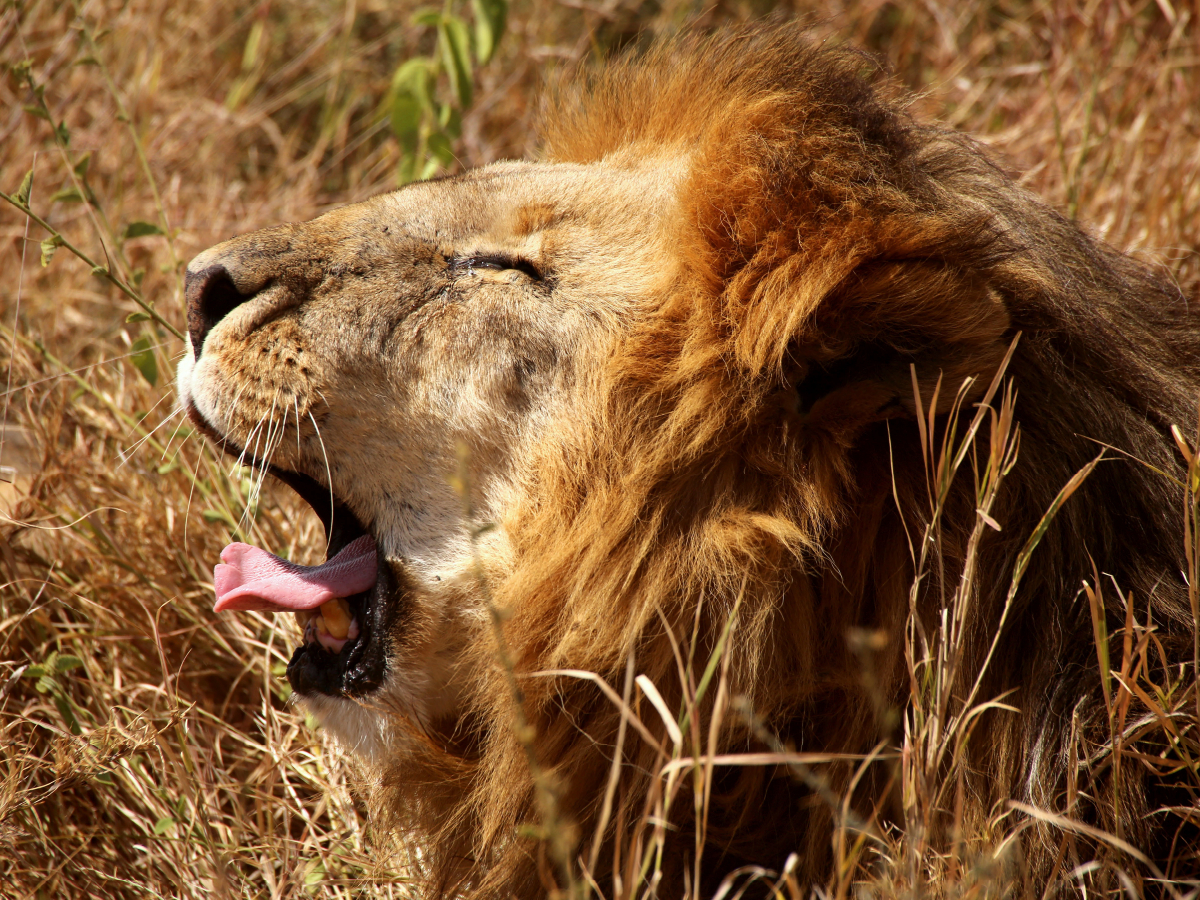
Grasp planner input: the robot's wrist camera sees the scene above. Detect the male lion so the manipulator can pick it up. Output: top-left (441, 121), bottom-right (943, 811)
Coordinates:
top-left (177, 29), bottom-right (1198, 897)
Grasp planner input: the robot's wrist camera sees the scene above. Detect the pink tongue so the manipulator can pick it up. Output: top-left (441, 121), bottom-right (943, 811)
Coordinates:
top-left (213, 535), bottom-right (378, 613)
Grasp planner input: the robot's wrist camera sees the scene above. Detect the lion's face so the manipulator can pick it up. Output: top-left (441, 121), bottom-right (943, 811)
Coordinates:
top-left (177, 159), bottom-right (680, 751)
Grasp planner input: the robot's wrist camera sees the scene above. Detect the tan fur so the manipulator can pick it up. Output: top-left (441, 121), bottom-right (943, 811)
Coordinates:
top-left (178, 29), bottom-right (1199, 897)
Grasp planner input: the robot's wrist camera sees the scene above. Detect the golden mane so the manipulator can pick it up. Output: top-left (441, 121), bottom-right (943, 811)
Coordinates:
top-left (378, 29), bottom-right (1199, 896)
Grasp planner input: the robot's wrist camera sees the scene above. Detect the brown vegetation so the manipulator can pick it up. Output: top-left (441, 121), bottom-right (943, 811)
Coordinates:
top-left (2, 2), bottom-right (1199, 899)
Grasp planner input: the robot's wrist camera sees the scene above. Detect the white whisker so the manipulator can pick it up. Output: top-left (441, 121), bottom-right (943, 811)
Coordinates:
top-left (117, 404), bottom-right (185, 470)
top-left (159, 413), bottom-right (196, 464)
top-left (308, 409), bottom-right (335, 539)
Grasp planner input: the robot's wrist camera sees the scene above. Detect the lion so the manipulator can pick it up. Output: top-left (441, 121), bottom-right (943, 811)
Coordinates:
top-left (176, 28), bottom-right (1199, 898)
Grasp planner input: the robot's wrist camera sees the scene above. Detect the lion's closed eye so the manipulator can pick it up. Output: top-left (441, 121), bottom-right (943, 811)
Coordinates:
top-left (451, 254), bottom-right (543, 283)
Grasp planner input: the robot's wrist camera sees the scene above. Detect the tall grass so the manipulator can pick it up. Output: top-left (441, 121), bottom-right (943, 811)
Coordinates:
top-left (1, 0), bottom-right (1198, 897)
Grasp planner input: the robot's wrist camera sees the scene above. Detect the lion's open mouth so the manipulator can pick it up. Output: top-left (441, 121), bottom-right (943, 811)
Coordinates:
top-left (187, 404), bottom-right (392, 698)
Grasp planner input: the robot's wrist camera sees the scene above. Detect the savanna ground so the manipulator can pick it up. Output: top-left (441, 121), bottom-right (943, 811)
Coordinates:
top-left (2, 0), bottom-right (1199, 897)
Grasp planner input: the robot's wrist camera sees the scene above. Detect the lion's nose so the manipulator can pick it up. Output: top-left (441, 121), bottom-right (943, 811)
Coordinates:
top-left (186, 264), bottom-right (254, 358)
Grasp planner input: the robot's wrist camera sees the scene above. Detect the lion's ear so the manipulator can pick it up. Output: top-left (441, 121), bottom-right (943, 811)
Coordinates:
top-left (791, 257), bottom-right (1012, 433)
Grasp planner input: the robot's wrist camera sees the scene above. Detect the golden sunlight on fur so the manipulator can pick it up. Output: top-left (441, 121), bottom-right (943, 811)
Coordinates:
top-left (176, 27), bottom-right (1199, 898)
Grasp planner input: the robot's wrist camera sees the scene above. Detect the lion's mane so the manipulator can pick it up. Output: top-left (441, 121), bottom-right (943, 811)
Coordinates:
top-left (377, 29), bottom-right (1199, 896)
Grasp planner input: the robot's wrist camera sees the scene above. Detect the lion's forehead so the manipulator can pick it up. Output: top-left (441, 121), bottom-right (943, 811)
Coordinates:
top-left (303, 159), bottom-right (685, 254)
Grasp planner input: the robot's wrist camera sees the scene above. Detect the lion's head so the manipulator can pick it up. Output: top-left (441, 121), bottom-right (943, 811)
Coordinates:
top-left (176, 159), bottom-right (682, 744)
top-left (177, 29), bottom-right (1198, 897)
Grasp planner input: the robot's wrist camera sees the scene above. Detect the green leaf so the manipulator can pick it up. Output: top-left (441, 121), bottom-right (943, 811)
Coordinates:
top-left (202, 508), bottom-right (237, 529)
top-left (427, 130), bottom-right (455, 168)
top-left (55, 121), bottom-right (70, 146)
top-left (439, 17), bottom-right (473, 109)
top-left (74, 56), bottom-right (100, 67)
top-left (23, 664), bottom-right (48, 680)
top-left (36, 674), bottom-right (57, 695)
top-left (241, 20), bottom-right (265, 72)
top-left (153, 816), bottom-right (176, 835)
top-left (391, 58), bottom-right (432, 106)
top-left (389, 59), bottom-right (432, 154)
top-left (410, 7), bottom-right (442, 26)
top-left (120, 220), bottom-right (164, 241)
top-left (438, 103), bottom-right (462, 139)
top-left (391, 61), bottom-right (427, 94)
top-left (126, 311), bottom-right (151, 323)
top-left (390, 93), bottom-right (423, 152)
top-left (54, 694), bottom-right (81, 734)
top-left (73, 152), bottom-right (91, 179)
top-left (131, 267), bottom-right (146, 287)
top-left (130, 336), bottom-right (158, 386)
top-left (15, 169), bottom-right (33, 206)
top-left (397, 151), bottom-right (421, 186)
top-left (471, 0), bottom-right (507, 64)
top-left (303, 859), bottom-right (326, 892)
top-left (54, 654), bottom-right (84, 674)
top-left (23, 104), bottom-right (50, 121)
top-left (49, 186), bottom-right (84, 204)
top-left (39, 235), bottom-right (63, 268)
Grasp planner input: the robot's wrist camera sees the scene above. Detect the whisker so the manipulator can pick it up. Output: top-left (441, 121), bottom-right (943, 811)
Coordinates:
top-left (238, 412), bottom-right (271, 528)
top-left (181, 442), bottom-right (205, 548)
top-left (117, 403), bottom-right (184, 470)
top-left (237, 402), bottom-right (269, 475)
top-left (160, 422), bottom-right (197, 473)
top-left (244, 393), bottom-right (283, 531)
top-left (308, 409), bottom-right (335, 540)
top-left (159, 412), bottom-right (197, 464)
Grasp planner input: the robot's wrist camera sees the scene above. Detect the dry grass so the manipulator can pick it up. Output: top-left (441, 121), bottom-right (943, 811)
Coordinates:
top-left (1, 0), bottom-right (1198, 897)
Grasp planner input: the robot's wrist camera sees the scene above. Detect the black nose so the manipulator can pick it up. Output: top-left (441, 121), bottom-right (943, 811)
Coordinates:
top-left (186, 265), bottom-right (252, 358)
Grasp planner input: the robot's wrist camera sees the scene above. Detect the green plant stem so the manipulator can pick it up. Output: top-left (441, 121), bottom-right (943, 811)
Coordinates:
top-left (0, 190), bottom-right (183, 341)
top-left (70, 2), bottom-right (185, 291)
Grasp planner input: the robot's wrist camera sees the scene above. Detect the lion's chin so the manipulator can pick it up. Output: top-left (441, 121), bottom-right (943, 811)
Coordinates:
top-left (298, 690), bottom-right (395, 762)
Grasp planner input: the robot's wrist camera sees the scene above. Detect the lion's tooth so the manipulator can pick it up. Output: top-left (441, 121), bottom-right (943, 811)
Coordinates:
top-left (320, 598), bottom-right (353, 639)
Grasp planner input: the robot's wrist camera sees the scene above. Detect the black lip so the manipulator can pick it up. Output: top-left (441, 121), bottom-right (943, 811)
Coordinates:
top-left (285, 560), bottom-right (398, 696)
top-left (186, 401), bottom-right (391, 697)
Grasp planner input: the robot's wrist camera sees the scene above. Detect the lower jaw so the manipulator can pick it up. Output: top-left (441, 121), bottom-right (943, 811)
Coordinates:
top-left (286, 630), bottom-right (371, 696)
top-left (287, 561), bottom-right (398, 697)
